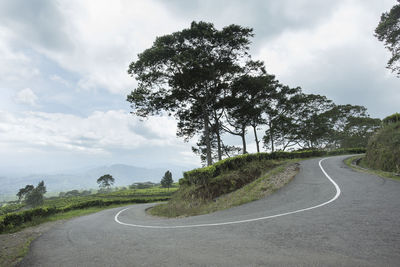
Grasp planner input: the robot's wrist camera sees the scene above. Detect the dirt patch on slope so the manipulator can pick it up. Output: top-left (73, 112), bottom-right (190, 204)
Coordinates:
top-left (0, 220), bottom-right (66, 267)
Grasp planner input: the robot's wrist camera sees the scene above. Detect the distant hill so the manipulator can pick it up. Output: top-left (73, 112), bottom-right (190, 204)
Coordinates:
top-left (0, 164), bottom-right (193, 201)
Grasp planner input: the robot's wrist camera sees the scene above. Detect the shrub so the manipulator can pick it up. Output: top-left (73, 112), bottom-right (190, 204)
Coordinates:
top-left (383, 113), bottom-right (400, 125)
top-left (365, 121), bottom-right (400, 173)
top-left (0, 196), bottom-right (171, 233)
top-left (180, 148), bottom-right (364, 186)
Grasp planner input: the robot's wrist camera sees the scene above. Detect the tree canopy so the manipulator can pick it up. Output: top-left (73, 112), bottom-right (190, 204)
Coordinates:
top-left (127, 21), bottom-right (254, 166)
top-left (127, 21), bottom-right (380, 166)
top-left (97, 174), bottom-right (115, 190)
top-left (17, 181), bottom-right (47, 207)
top-left (161, 171), bottom-right (173, 190)
top-left (375, 1), bottom-right (400, 76)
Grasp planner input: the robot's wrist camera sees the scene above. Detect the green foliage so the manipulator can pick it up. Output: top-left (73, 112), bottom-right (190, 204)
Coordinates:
top-left (338, 116), bottom-right (381, 148)
top-left (0, 186), bottom-right (175, 233)
top-left (25, 189), bottom-right (44, 207)
top-left (0, 203), bottom-right (24, 216)
top-left (364, 120), bottom-right (400, 173)
top-left (129, 182), bottom-right (158, 189)
top-left (180, 148), bottom-right (365, 186)
top-left (16, 185), bottom-right (34, 202)
top-left (25, 181), bottom-right (46, 207)
top-left (161, 171), bottom-right (173, 189)
top-left (383, 112), bottom-right (400, 124)
top-left (150, 160), bottom-right (300, 218)
top-left (16, 181), bottom-right (46, 207)
top-left (375, 2), bottom-right (400, 76)
top-left (127, 21), bottom-right (255, 166)
top-left (97, 174), bottom-right (115, 189)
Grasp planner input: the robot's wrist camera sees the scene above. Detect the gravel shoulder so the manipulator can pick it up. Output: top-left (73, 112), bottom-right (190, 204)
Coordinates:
top-left (0, 220), bottom-right (67, 267)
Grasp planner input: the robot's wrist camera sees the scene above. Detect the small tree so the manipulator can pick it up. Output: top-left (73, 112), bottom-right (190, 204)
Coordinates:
top-left (17, 181), bottom-right (46, 207)
top-left (161, 171), bottom-right (173, 190)
top-left (16, 184), bottom-right (34, 202)
top-left (97, 174), bottom-right (115, 191)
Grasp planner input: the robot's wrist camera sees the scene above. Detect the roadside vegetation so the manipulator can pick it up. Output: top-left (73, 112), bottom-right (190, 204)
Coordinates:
top-left (149, 148), bottom-right (365, 218)
top-left (364, 113), bottom-right (400, 173)
top-left (344, 113), bottom-right (400, 180)
top-left (344, 155), bottom-right (400, 181)
top-left (0, 185), bottom-right (177, 234)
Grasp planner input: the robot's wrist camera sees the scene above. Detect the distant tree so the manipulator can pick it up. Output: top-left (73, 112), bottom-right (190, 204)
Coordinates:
top-left (291, 94), bottom-right (335, 149)
top-left (263, 85), bottom-right (301, 152)
top-left (26, 188), bottom-right (44, 207)
top-left (17, 180), bottom-right (47, 207)
top-left (16, 184), bottom-right (34, 202)
top-left (65, 190), bottom-right (81, 197)
top-left (97, 174), bottom-right (115, 191)
top-left (375, 1), bottom-right (400, 76)
top-left (339, 116), bottom-right (381, 148)
top-left (324, 104), bottom-right (379, 148)
top-left (161, 171), bottom-right (173, 190)
top-left (81, 190), bottom-right (92, 196)
top-left (129, 182), bottom-right (157, 189)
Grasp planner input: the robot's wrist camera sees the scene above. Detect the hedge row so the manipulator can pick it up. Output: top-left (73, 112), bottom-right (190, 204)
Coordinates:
top-left (180, 148), bottom-right (366, 186)
top-left (0, 196), bottom-right (170, 233)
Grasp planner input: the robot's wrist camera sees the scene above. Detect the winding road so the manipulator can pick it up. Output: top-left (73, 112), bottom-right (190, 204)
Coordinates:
top-left (19, 156), bottom-right (400, 266)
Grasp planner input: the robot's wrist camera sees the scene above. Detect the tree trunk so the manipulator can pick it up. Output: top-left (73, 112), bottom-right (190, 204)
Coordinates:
top-left (215, 120), bottom-right (222, 161)
top-left (253, 125), bottom-right (260, 153)
top-left (241, 126), bottom-right (247, 154)
top-left (269, 121), bottom-right (275, 152)
top-left (203, 113), bottom-right (213, 166)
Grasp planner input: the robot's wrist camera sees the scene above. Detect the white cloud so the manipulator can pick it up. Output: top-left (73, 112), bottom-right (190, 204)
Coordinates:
top-left (0, 109), bottom-right (188, 154)
top-left (50, 74), bottom-right (70, 87)
top-left (0, 26), bottom-right (40, 83)
top-left (15, 88), bottom-right (38, 106)
top-left (254, 0), bottom-right (400, 117)
top-left (34, 0), bottom-right (185, 94)
top-left (257, 2), bottom-right (368, 77)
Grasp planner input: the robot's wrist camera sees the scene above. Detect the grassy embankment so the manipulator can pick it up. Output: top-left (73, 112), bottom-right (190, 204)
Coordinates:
top-left (150, 159), bottom-right (300, 217)
top-left (345, 155), bottom-right (400, 181)
top-left (149, 148), bottom-right (365, 218)
top-left (345, 116), bottom-right (400, 181)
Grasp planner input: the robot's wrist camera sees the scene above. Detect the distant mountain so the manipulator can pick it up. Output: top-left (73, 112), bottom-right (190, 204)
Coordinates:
top-left (0, 164), bottom-right (194, 201)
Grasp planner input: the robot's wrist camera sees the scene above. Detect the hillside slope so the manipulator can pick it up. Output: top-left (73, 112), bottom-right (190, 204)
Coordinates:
top-left (364, 115), bottom-right (400, 173)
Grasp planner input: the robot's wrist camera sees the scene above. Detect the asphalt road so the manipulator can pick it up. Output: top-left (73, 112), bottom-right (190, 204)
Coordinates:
top-left (19, 156), bottom-right (400, 266)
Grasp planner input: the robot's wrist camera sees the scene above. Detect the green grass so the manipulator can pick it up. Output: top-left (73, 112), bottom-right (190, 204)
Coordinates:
top-left (344, 155), bottom-right (400, 181)
top-left (149, 159), bottom-right (301, 218)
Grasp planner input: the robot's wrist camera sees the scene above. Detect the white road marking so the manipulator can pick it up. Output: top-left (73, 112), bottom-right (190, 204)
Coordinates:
top-left (114, 158), bottom-right (341, 229)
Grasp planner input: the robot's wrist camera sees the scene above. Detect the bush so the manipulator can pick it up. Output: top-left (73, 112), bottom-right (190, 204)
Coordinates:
top-left (0, 196), bottom-right (171, 233)
top-left (365, 121), bottom-right (400, 173)
top-left (383, 113), bottom-right (400, 125)
top-left (180, 148), bottom-right (364, 186)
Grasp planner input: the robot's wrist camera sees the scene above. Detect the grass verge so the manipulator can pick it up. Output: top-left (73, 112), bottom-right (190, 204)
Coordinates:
top-left (344, 155), bottom-right (400, 181)
top-left (149, 159), bottom-right (301, 218)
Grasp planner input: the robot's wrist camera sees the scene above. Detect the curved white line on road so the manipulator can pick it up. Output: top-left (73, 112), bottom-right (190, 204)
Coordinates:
top-left (114, 158), bottom-right (341, 229)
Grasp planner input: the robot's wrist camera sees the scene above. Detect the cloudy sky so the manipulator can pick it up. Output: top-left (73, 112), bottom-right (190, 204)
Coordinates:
top-left (0, 0), bottom-right (398, 176)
